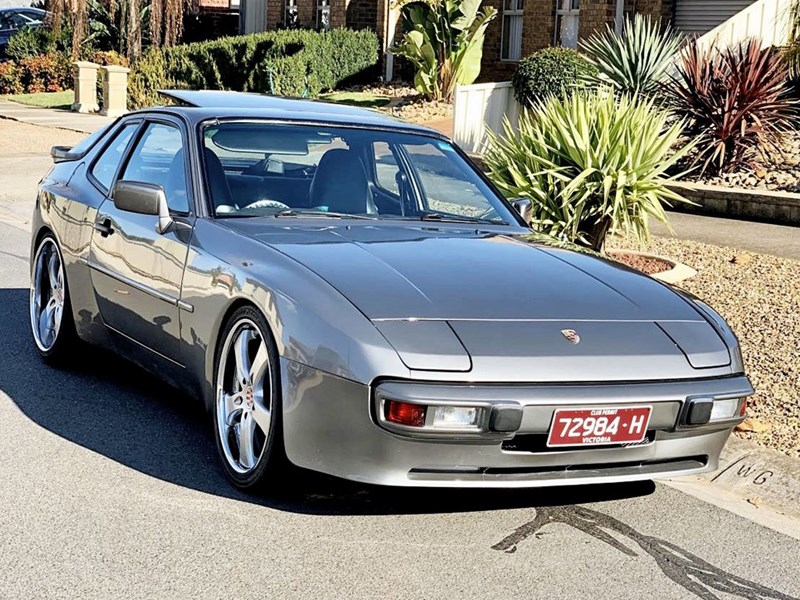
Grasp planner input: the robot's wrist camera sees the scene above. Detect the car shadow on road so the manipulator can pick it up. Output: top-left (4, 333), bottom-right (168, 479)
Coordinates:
top-left (1, 287), bottom-right (655, 516)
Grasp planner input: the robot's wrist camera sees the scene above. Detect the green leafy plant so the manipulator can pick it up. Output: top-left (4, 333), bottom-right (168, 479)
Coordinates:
top-left (581, 14), bottom-right (684, 96)
top-left (511, 47), bottom-right (597, 107)
top-left (391, 0), bottom-right (497, 102)
top-left (484, 91), bottom-right (692, 252)
top-left (666, 38), bottom-right (796, 174)
top-left (128, 28), bottom-right (379, 109)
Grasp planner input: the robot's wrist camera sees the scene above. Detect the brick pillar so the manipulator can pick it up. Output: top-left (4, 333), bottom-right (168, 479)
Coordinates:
top-left (298, 0), bottom-right (315, 28)
top-left (330, 0), bottom-right (348, 28)
top-left (266, 0), bottom-right (283, 28)
top-left (523, 0), bottom-right (556, 55)
top-left (578, 0), bottom-right (615, 43)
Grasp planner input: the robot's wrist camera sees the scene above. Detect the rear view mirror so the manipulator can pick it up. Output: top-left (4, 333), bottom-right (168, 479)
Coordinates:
top-left (112, 180), bottom-right (173, 234)
top-left (512, 198), bottom-right (533, 225)
top-left (51, 145), bottom-right (78, 163)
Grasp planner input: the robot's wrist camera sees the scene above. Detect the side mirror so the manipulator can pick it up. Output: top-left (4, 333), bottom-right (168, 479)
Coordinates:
top-left (51, 145), bottom-right (78, 163)
top-left (112, 180), bottom-right (173, 234)
top-left (512, 198), bottom-right (533, 225)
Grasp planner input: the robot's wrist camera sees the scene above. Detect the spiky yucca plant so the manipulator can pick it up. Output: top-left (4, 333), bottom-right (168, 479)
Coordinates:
top-left (580, 14), bottom-right (684, 96)
top-left (667, 39), bottom-right (796, 174)
top-left (484, 91), bottom-right (692, 252)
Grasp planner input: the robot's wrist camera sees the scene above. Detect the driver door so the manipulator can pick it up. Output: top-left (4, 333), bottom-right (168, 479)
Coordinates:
top-left (89, 118), bottom-right (195, 364)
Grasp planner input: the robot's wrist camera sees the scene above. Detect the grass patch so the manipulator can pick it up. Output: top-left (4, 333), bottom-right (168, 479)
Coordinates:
top-left (320, 91), bottom-right (390, 109)
top-left (4, 90), bottom-right (74, 110)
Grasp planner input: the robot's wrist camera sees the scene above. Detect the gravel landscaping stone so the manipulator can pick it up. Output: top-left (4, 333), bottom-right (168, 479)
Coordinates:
top-left (679, 130), bottom-right (800, 194)
top-left (340, 83), bottom-right (453, 124)
top-left (610, 234), bottom-right (800, 459)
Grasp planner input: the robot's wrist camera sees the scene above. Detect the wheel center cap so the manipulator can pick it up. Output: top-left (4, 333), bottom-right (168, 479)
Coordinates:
top-left (244, 386), bottom-right (254, 410)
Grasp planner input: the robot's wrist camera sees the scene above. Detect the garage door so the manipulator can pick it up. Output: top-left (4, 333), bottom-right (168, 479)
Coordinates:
top-left (673, 0), bottom-right (755, 35)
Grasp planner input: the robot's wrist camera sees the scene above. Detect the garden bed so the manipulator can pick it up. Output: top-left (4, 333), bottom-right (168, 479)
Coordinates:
top-left (609, 235), bottom-right (800, 459)
top-left (678, 130), bottom-right (800, 194)
top-left (330, 83), bottom-right (453, 124)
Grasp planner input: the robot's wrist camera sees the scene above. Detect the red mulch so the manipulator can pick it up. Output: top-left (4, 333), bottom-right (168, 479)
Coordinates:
top-left (610, 252), bottom-right (672, 275)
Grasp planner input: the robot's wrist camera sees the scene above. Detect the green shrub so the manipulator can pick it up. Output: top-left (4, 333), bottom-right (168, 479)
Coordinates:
top-left (511, 48), bottom-right (597, 106)
top-left (6, 27), bottom-right (53, 60)
top-left (581, 14), bottom-right (684, 96)
top-left (485, 91), bottom-right (692, 252)
top-left (128, 28), bottom-right (379, 109)
top-left (0, 62), bottom-right (23, 95)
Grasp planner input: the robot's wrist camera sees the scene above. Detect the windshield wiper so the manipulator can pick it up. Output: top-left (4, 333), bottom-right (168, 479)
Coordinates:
top-left (417, 211), bottom-right (506, 225)
top-left (274, 209), bottom-right (376, 220)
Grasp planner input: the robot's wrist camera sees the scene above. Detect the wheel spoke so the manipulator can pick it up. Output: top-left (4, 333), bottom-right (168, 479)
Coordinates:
top-left (251, 402), bottom-right (271, 437)
top-left (47, 251), bottom-right (59, 290)
top-left (222, 392), bottom-right (242, 425)
top-left (249, 340), bottom-right (268, 385)
top-left (38, 307), bottom-right (52, 345)
top-left (238, 412), bottom-right (257, 469)
top-left (233, 328), bottom-right (254, 386)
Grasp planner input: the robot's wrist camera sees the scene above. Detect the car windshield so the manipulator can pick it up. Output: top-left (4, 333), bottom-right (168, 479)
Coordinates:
top-left (201, 121), bottom-right (516, 225)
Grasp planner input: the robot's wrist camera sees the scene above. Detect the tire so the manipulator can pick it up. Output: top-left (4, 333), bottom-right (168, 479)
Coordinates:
top-left (29, 234), bottom-right (77, 363)
top-left (212, 305), bottom-right (285, 490)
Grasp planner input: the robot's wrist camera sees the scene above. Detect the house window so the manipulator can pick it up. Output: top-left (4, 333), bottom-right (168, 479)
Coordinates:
top-left (317, 0), bottom-right (330, 30)
top-left (555, 0), bottom-right (580, 49)
top-left (284, 0), bottom-right (298, 27)
top-left (501, 0), bottom-right (524, 61)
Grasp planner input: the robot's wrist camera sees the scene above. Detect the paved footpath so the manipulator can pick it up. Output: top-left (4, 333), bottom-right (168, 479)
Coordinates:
top-left (0, 99), bottom-right (110, 134)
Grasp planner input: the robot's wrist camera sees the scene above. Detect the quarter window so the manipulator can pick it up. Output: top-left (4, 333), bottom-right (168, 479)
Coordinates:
top-left (501, 0), bottom-right (524, 61)
top-left (122, 122), bottom-right (189, 213)
top-left (90, 122), bottom-right (139, 192)
top-left (373, 142), bottom-right (400, 195)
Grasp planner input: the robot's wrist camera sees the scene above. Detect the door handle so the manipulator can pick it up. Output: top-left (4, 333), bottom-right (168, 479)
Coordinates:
top-left (94, 218), bottom-right (114, 237)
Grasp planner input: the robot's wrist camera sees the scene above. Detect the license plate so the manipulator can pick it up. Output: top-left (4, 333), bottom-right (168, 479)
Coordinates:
top-left (547, 406), bottom-right (652, 447)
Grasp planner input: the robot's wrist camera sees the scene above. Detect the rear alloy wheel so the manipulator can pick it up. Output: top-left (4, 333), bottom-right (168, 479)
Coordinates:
top-left (29, 234), bottom-right (76, 361)
top-left (213, 306), bottom-right (283, 489)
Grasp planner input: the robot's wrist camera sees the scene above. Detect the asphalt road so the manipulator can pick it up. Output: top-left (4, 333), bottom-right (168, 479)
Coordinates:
top-left (2, 214), bottom-right (800, 599)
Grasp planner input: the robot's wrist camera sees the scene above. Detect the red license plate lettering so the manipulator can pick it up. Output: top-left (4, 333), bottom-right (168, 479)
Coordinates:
top-left (546, 406), bottom-right (652, 447)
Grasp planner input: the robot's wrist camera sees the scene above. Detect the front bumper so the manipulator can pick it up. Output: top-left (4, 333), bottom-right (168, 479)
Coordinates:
top-left (281, 359), bottom-right (753, 488)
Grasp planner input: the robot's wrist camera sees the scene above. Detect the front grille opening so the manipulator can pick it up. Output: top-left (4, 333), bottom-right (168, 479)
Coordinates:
top-left (502, 430), bottom-right (657, 453)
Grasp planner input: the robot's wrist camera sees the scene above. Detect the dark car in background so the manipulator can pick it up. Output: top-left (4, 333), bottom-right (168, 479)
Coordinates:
top-left (0, 7), bottom-right (45, 59)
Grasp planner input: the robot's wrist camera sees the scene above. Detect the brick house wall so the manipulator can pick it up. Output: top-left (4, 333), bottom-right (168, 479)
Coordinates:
top-left (478, 0), bottom-right (674, 82)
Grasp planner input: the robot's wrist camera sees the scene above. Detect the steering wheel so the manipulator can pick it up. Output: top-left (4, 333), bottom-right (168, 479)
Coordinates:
top-left (245, 199), bottom-right (291, 211)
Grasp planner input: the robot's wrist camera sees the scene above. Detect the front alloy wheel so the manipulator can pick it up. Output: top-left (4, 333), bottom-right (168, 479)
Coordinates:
top-left (213, 307), bottom-right (283, 489)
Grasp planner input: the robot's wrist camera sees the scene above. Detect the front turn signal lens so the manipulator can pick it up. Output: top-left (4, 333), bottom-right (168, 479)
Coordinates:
top-left (385, 400), bottom-right (426, 427)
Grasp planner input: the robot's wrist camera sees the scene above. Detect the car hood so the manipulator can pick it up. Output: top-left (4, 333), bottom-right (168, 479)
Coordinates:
top-left (228, 221), bottom-right (732, 379)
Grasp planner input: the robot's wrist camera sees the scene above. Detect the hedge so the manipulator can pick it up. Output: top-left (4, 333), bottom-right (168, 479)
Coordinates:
top-left (511, 47), bottom-right (597, 107)
top-left (0, 54), bottom-right (72, 94)
top-left (128, 28), bottom-right (379, 109)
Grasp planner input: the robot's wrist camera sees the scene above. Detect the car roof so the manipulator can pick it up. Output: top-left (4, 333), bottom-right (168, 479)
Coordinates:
top-left (140, 90), bottom-right (445, 138)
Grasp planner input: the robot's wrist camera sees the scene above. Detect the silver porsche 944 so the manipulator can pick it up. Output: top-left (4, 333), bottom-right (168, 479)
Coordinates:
top-left (30, 91), bottom-right (753, 490)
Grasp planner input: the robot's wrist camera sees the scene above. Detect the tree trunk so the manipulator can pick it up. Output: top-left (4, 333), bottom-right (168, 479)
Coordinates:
top-left (127, 0), bottom-right (142, 60)
top-left (585, 215), bottom-right (612, 254)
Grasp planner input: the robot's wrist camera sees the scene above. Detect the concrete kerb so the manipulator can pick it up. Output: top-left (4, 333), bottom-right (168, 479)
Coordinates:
top-left (671, 436), bottom-right (800, 523)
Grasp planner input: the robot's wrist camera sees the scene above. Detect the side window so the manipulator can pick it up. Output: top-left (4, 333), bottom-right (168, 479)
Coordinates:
top-left (372, 142), bottom-right (400, 195)
top-left (122, 122), bottom-right (189, 214)
top-left (90, 122), bottom-right (138, 192)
